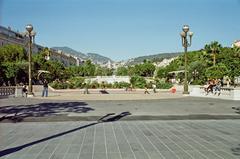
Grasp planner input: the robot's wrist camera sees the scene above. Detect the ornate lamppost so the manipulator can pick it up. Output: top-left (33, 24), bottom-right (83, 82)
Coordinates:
top-left (25, 24), bottom-right (36, 96)
top-left (180, 25), bottom-right (193, 94)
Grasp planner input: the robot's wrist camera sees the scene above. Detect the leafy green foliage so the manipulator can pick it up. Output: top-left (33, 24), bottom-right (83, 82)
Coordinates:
top-left (130, 76), bottom-right (146, 88)
top-left (205, 63), bottom-right (228, 79)
top-left (83, 60), bottom-right (96, 76)
top-left (116, 67), bottom-right (128, 76)
top-left (0, 44), bottom-right (28, 84)
top-left (95, 66), bottom-right (113, 76)
top-left (156, 81), bottom-right (173, 89)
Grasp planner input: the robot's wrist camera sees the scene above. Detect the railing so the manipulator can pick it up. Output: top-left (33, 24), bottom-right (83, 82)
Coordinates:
top-left (0, 86), bottom-right (16, 96)
top-left (199, 86), bottom-right (234, 96)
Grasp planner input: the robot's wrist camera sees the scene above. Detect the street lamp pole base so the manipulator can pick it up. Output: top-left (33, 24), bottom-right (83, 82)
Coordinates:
top-left (182, 91), bottom-right (190, 94)
top-left (27, 92), bottom-right (34, 98)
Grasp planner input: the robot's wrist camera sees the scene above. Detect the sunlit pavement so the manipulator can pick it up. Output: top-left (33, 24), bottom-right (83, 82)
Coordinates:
top-left (0, 97), bottom-right (239, 121)
top-left (1, 96), bottom-right (240, 158)
top-left (0, 120), bottom-right (240, 159)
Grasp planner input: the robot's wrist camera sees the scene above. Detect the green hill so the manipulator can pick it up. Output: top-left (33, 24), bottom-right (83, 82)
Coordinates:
top-left (126, 52), bottom-right (181, 65)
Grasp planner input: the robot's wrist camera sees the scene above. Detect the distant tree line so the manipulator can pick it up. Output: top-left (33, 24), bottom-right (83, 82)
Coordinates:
top-left (1, 41), bottom-right (240, 87)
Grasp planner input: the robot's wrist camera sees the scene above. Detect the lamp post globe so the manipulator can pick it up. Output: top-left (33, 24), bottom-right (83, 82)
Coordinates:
top-left (189, 31), bottom-right (193, 37)
top-left (182, 25), bottom-right (189, 33)
top-left (26, 24), bottom-right (33, 33)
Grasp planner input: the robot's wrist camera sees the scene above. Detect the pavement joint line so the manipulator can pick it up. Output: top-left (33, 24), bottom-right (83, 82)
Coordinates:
top-left (103, 123), bottom-right (108, 159)
top-left (154, 122), bottom-right (195, 159)
top-left (163, 121), bottom-right (222, 159)
top-left (132, 121), bottom-right (166, 159)
top-left (92, 121), bottom-right (96, 159)
top-left (111, 122), bottom-right (123, 159)
top-left (143, 121), bottom-right (182, 159)
top-left (119, 122), bottom-right (138, 159)
top-left (126, 121), bottom-right (152, 159)
top-left (181, 121), bottom-right (235, 158)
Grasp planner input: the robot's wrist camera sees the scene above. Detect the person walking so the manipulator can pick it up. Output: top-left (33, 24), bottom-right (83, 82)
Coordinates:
top-left (152, 83), bottom-right (157, 93)
top-left (42, 79), bottom-right (48, 97)
top-left (22, 85), bottom-right (28, 97)
top-left (144, 86), bottom-right (150, 94)
top-left (83, 83), bottom-right (89, 94)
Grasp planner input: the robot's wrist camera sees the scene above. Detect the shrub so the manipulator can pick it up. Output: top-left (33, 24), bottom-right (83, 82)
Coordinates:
top-left (130, 76), bottom-right (146, 88)
top-left (118, 82), bottom-right (130, 88)
top-left (156, 81), bottom-right (173, 89)
top-left (89, 81), bottom-right (99, 88)
top-left (50, 81), bottom-right (69, 89)
top-left (69, 77), bottom-right (85, 88)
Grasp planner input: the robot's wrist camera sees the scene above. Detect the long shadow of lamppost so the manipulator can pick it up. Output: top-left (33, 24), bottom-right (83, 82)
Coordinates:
top-left (180, 25), bottom-right (193, 94)
top-left (0, 112), bottom-right (131, 157)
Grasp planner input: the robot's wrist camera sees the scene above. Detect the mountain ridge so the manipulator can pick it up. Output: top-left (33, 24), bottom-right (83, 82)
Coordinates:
top-left (52, 46), bottom-right (112, 64)
top-left (52, 46), bottom-right (181, 65)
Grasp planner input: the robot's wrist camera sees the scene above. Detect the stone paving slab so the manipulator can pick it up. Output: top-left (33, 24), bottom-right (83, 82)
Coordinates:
top-left (0, 120), bottom-right (240, 159)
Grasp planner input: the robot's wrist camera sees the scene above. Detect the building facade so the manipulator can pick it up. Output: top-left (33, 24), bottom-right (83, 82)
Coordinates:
top-left (0, 25), bottom-right (80, 66)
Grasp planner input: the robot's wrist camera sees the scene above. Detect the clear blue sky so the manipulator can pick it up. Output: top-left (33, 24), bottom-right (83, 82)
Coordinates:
top-left (0, 0), bottom-right (240, 61)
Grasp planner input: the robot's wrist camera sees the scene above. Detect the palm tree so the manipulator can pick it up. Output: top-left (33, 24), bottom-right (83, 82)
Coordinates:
top-left (204, 41), bottom-right (222, 66)
top-left (233, 46), bottom-right (240, 58)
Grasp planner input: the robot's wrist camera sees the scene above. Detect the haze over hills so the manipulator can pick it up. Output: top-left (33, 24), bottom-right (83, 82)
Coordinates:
top-left (52, 46), bottom-right (181, 65)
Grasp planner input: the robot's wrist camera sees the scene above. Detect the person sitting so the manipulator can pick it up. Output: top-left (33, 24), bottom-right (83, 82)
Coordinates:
top-left (206, 80), bottom-right (216, 95)
top-left (214, 79), bottom-right (221, 96)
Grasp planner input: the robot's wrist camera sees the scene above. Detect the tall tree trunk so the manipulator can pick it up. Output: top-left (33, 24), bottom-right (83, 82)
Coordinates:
top-left (213, 51), bottom-right (216, 66)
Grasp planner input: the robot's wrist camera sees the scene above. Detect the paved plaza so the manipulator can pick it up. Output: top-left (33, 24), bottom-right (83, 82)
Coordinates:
top-left (0, 120), bottom-right (240, 159)
top-left (1, 93), bottom-right (240, 159)
top-left (0, 96), bottom-right (239, 122)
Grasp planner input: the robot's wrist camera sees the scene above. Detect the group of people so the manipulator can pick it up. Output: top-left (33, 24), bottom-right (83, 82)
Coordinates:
top-left (203, 79), bottom-right (222, 96)
top-left (21, 79), bottom-right (49, 97)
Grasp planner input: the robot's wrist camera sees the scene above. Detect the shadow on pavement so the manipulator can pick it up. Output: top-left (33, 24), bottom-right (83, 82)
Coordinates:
top-left (99, 90), bottom-right (109, 94)
top-left (0, 112), bottom-right (131, 157)
top-left (98, 111), bottom-right (131, 122)
top-left (231, 144), bottom-right (240, 156)
top-left (0, 102), bottom-right (94, 122)
top-left (232, 106), bottom-right (240, 114)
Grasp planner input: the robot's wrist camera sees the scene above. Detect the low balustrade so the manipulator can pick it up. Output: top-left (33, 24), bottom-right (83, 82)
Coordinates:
top-left (199, 86), bottom-right (234, 96)
top-left (0, 86), bottom-right (16, 96)
top-left (191, 86), bottom-right (240, 100)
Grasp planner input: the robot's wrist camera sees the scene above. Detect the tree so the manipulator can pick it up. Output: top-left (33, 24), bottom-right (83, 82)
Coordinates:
top-left (2, 61), bottom-right (28, 84)
top-left (233, 46), bottom-right (240, 58)
top-left (204, 41), bottom-right (222, 66)
top-left (130, 76), bottom-right (146, 88)
top-left (133, 61), bottom-right (156, 77)
top-left (0, 44), bottom-right (27, 62)
top-left (83, 60), bottom-right (96, 76)
top-left (156, 67), bottom-right (168, 79)
top-left (205, 63), bottom-right (228, 79)
top-left (116, 67), bottom-right (128, 76)
top-left (0, 44), bottom-right (27, 84)
top-left (141, 61), bottom-right (156, 77)
top-left (42, 61), bottom-right (65, 81)
top-left (95, 66), bottom-right (113, 76)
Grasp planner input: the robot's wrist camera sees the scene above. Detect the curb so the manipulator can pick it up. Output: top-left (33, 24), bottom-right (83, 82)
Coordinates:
top-left (2, 114), bottom-right (240, 123)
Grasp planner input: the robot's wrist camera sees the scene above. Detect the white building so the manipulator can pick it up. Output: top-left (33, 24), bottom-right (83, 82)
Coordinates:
top-left (233, 40), bottom-right (240, 47)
